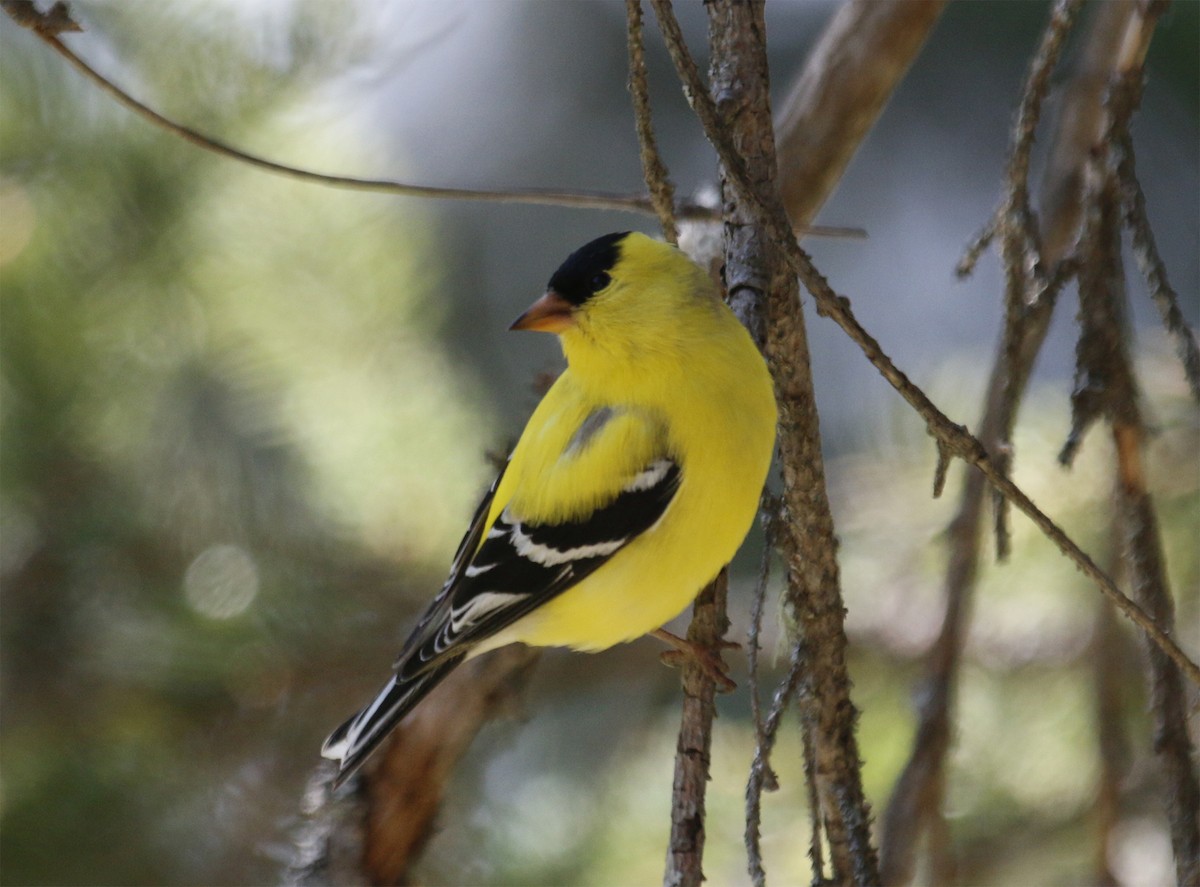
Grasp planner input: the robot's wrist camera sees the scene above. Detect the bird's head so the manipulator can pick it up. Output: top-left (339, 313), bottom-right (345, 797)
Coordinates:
top-left (510, 231), bottom-right (718, 372)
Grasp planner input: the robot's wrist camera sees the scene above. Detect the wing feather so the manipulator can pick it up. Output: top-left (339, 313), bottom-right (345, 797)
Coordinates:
top-left (323, 404), bottom-right (680, 784)
top-left (404, 455), bottom-right (680, 671)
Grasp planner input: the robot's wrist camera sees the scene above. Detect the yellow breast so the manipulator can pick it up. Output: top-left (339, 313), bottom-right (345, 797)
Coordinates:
top-left (476, 301), bottom-right (776, 654)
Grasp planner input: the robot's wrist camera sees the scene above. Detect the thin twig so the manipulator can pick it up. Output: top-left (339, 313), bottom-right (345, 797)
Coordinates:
top-left (1091, 575), bottom-right (1132, 887)
top-left (1061, 141), bottom-right (1132, 467)
top-left (741, 497), bottom-right (796, 887)
top-left (959, 0), bottom-right (1083, 282)
top-left (1079, 48), bottom-right (1200, 880)
top-left (992, 0), bottom-right (1083, 271)
top-left (1007, 0), bottom-right (1084, 211)
top-left (2, 2), bottom-right (704, 219)
top-left (745, 645), bottom-right (808, 887)
top-left (650, 0), bottom-right (1200, 689)
top-left (1115, 132), bottom-right (1200, 405)
top-left (957, 218), bottom-right (997, 279)
top-left (799, 706), bottom-right (828, 886)
top-left (663, 572), bottom-right (730, 887)
top-left (2, 0), bottom-right (873, 239)
top-left (625, 0), bottom-right (678, 244)
top-left (746, 495), bottom-right (780, 754)
top-left (993, 0), bottom-right (1086, 556)
top-left (1112, 444), bottom-right (1200, 885)
top-left (884, 4), bottom-right (1175, 879)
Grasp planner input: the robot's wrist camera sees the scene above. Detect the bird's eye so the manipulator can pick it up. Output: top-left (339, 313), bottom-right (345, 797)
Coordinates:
top-left (590, 271), bottom-right (611, 291)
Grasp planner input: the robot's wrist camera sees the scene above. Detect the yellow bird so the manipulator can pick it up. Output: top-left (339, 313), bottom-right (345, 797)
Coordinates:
top-left (322, 232), bottom-right (777, 783)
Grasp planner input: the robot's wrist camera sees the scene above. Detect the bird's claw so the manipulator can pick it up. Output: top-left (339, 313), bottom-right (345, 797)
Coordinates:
top-left (652, 629), bottom-right (738, 692)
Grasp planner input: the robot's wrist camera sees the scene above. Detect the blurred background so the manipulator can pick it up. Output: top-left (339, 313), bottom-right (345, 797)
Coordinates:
top-left (1, 1), bottom-right (1196, 884)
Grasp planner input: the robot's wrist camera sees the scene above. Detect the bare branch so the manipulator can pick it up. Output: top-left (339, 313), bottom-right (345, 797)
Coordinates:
top-left (774, 0), bottom-right (947, 230)
top-left (4, 1), bottom-right (876, 241)
top-left (2, 4), bottom-right (716, 221)
top-left (964, 0), bottom-right (1080, 273)
top-left (960, 0), bottom-right (1083, 279)
top-left (284, 647), bottom-right (539, 885)
top-left (1075, 31), bottom-right (1200, 874)
top-left (1007, 0), bottom-right (1085, 213)
top-left (957, 218), bottom-right (998, 279)
top-left (1091, 579), bottom-right (1133, 887)
top-left (663, 572), bottom-right (730, 887)
top-left (932, 440), bottom-right (953, 499)
top-left (1112, 440), bottom-right (1200, 884)
top-left (626, 0), bottom-right (678, 244)
top-left (649, 0), bottom-right (1200, 689)
top-left (746, 495), bottom-right (779, 753)
top-left (1061, 140), bottom-right (1133, 467)
top-left (992, 0), bottom-right (1086, 554)
top-left (886, 1), bottom-right (1196, 881)
top-left (991, 458), bottom-right (1195, 666)
top-left (796, 234), bottom-right (1196, 684)
top-left (1115, 138), bottom-right (1200, 404)
top-left (676, 1), bottom-right (881, 882)
top-left (799, 705), bottom-right (828, 884)
top-left (745, 645), bottom-right (807, 887)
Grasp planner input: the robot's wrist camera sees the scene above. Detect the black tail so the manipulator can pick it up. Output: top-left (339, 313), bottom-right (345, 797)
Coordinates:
top-left (321, 655), bottom-right (463, 787)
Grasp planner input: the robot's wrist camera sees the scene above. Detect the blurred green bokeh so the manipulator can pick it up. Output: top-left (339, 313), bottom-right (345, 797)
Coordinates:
top-left (1, 2), bottom-right (1196, 886)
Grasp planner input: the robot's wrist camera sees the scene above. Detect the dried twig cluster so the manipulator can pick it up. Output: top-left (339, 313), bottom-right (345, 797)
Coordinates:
top-left (885, 0), bottom-right (1198, 883)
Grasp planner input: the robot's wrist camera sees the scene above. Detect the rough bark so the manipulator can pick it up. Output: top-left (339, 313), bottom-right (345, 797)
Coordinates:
top-left (705, 2), bottom-right (880, 883)
top-left (663, 572), bottom-right (731, 887)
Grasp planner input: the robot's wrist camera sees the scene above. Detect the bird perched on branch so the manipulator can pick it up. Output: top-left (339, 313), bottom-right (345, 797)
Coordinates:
top-left (322, 231), bottom-right (777, 785)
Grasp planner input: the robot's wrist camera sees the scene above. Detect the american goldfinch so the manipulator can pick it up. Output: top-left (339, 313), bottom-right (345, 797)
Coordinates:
top-left (322, 231), bottom-right (777, 783)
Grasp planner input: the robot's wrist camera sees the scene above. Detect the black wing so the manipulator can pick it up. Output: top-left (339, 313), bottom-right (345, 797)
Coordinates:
top-left (407, 457), bottom-right (680, 665)
top-left (322, 457), bottom-right (681, 785)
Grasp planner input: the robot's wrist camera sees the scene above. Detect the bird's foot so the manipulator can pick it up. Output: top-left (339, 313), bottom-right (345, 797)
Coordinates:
top-left (650, 628), bottom-right (738, 692)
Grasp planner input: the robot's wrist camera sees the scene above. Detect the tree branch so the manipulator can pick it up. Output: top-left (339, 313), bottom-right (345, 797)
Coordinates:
top-left (1074, 29), bottom-right (1199, 875)
top-left (3, 0), bottom-right (872, 239)
top-left (745, 642), bottom-right (807, 887)
top-left (663, 572), bottom-right (731, 887)
top-left (745, 496), bottom-right (779, 763)
top-left (733, 6), bottom-right (950, 876)
top-left (1115, 136), bottom-right (1200, 405)
top-left (649, 0), bottom-right (1200, 690)
top-left (991, 0), bottom-right (1086, 555)
top-left (1, 0), bottom-right (715, 221)
top-left (626, 0), bottom-right (678, 244)
top-left (773, 0), bottom-right (947, 230)
top-left (1090, 570), bottom-right (1134, 887)
top-left (283, 646), bottom-right (540, 886)
top-left (881, 1), bottom-right (1106, 877)
top-left (884, 1), bottom-right (1198, 881)
top-left (685, 1), bottom-right (881, 882)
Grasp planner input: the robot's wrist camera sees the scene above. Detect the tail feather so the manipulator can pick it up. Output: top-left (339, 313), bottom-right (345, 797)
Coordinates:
top-left (322, 656), bottom-right (462, 787)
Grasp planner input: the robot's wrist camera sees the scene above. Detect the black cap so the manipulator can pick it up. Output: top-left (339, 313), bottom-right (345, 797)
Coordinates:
top-left (546, 232), bottom-right (629, 306)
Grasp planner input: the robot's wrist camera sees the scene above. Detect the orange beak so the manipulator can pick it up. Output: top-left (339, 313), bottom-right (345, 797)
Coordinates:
top-left (510, 290), bottom-right (575, 333)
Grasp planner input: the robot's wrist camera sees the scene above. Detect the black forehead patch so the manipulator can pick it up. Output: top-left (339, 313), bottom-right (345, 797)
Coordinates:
top-left (547, 231), bottom-right (630, 306)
